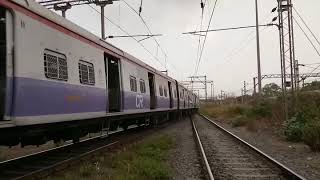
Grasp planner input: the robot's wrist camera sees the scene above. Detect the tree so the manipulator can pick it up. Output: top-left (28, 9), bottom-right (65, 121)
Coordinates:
top-left (301, 81), bottom-right (320, 91)
top-left (262, 83), bottom-right (281, 97)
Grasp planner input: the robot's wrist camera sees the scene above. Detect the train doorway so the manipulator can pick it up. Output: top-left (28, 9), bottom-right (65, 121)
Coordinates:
top-left (0, 7), bottom-right (13, 120)
top-left (148, 73), bottom-right (156, 109)
top-left (168, 81), bottom-right (173, 108)
top-left (176, 81), bottom-right (180, 109)
top-left (0, 7), bottom-right (6, 119)
top-left (105, 55), bottom-right (121, 112)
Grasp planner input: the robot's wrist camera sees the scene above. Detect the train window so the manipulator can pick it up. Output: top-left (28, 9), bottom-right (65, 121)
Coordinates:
top-left (159, 85), bottom-right (163, 96)
top-left (79, 61), bottom-right (95, 85)
top-left (164, 87), bottom-right (167, 97)
top-left (44, 49), bottom-right (68, 81)
top-left (140, 79), bottom-right (146, 93)
top-left (130, 76), bottom-right (137, 92)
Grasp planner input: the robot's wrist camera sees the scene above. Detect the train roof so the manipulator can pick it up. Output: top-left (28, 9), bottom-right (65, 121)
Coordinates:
top-left (10, 0), bottom-right (178, 82)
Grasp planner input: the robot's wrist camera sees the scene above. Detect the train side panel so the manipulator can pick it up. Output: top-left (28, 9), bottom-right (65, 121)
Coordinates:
top-left (121, 59), bottom-right (150, 113)
top-left (12, 10), bottom-right (107, 125)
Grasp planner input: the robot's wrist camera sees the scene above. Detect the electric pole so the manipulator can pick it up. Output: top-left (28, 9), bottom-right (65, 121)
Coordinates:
top-left (255, 0), bottom-right (262, 94)
top-left (253, 77), bottom-right (257, 95)
top-left (95, 0), bottom-right (116, 40)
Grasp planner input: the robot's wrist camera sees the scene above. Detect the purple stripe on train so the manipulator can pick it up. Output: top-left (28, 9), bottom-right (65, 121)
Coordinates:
top-left (12, 77), bottom-right (107, 116)
top-left (9, 77), bottom-right (180, 117)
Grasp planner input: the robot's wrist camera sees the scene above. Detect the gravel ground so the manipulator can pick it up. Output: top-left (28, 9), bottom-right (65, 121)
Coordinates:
top-left (210, 116), bottom-right (320, 180)
top-left (194, 114), bottom-right (288, 180)
top-left (159, 118), bottom-right (204, 180)
top-left (0, 142), bottom-right (55, 162)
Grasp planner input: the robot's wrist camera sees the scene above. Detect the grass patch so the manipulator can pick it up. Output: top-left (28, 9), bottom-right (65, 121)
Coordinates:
top-left (48, 135), bottom-right (173, 180)
top-left (200, 104), bottom-right (248, 119)
top-left (200, 99), bottom-right (283, 132)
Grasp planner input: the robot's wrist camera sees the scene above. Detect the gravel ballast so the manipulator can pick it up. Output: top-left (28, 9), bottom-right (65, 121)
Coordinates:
top-left (209, 116), bottom-right (320, 180)
top-left (160, 118), bottom-right (204, 180)
top-left (194, 114), bottom-right (288, 180)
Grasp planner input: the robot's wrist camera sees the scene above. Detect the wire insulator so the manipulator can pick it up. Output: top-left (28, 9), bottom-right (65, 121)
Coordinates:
top-left (139, 6), bottom-right (142, 16)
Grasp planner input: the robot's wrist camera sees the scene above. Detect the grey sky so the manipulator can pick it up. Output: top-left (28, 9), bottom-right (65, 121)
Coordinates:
top-left (56, 0), bottom-right (320, 97)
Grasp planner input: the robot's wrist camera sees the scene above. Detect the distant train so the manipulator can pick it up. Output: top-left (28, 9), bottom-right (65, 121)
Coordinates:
top-left (0, 0), bottom-right (199, 146)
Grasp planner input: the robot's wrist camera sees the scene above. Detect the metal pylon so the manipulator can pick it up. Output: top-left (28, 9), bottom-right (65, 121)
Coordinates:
top-left (278, 0), bottom-right (296, 120)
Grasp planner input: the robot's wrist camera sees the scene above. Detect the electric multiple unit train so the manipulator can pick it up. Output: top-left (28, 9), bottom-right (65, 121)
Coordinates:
top-left (0, 0), bottom-right (199, 146)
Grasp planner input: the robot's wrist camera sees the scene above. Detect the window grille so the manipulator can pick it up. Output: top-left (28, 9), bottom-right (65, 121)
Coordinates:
top-left (79, 61), bottom-right (95, 85)
top-left (140, 79), bottom-right (146, 93)
top-left (44, 49), bottom-right (68, 81)
top-left (159, 85), bottom-right (163, 96)
top-left (130, 76), bottom-right (137, 92)
top-left (164, 87), bottom-right (167, 97)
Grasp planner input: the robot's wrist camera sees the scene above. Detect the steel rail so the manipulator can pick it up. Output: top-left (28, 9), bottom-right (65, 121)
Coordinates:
top-left (13, 141), bottom-right (119, 180)
top-left (0, 125), bottom-right (148, 180)
top-left (191, 118), bottom-right (214, 180)
top-left (200, 114), bottom-right (306, 180)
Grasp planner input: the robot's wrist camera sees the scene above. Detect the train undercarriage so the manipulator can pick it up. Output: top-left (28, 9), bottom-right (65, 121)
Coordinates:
top-left (0, 109), bottom-right (197, 147)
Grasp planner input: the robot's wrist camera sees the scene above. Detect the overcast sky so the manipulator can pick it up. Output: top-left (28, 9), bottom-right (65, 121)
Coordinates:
top-left (51, 0), bottom-right (320, 97)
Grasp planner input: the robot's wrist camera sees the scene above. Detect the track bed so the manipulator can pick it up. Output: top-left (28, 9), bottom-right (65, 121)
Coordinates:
top-left (192, 114), bottom-right (305, 180)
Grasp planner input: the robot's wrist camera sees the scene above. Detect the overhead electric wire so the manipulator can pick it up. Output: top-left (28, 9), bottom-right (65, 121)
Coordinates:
top-left (120, 0), bottom-right (183, 76)
top-left (293, 7), bottom-right (320, 47)
top-left (194, 0), bottom-right (219, 75)
top-left (87, 4), bottom-right (167, 68)
top-left (220, 26), bottom-right (269, 66)
top-left (195, 0), bottom-right (205, 72)
top-left (213, 13), bottom-right (274, 69)
top-left (293, 17), bottom-right (320, 65)
top-left (121, 0), bottom-right (169, 65)
top-left (184, 24), bottom-right (273, 34)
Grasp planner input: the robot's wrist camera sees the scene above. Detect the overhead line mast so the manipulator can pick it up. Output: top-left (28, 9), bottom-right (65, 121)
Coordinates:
top-left (255, 0), bottom-right (262, 95)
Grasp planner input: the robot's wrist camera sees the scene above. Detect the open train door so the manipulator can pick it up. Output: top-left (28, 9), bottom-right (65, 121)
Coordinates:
top-left (175, 81), bottom-right (180, 109)
top-left (148, 73), bottom-right (156, 109)
top-left (168, 81), bottom-right (173, 108)
top-left (105, 54), bottom-right (121, 112)
top-left (0, 7), bottom-right (13, 121)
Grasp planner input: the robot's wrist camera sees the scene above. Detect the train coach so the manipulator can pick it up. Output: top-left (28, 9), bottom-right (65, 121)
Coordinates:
top-left (0, 0), bottom-right (199, 146)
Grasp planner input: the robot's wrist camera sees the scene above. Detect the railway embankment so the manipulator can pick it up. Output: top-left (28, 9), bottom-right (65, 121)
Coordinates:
top-left (47, 118), bottom-right (203, 180)
top-left (201, 99), bottom-right (320, 180)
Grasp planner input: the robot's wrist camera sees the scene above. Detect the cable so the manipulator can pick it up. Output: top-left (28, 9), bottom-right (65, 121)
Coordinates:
top-left (220, 26), bottom-right (269, 65)
top-left (194, 0), bottom-right (219, 75)
top-left (293, 17), bottom-right (320, 65)
top-left (121, 1), bottom-right (168, 63)
top-left (87, 4), bottom-right (167, 68)
top-left (120, 0), bottom-right (183, 76)
top-left (195, 0), bottom-right (205, 73)
top-left (293, 7), bottom-right (320, 47)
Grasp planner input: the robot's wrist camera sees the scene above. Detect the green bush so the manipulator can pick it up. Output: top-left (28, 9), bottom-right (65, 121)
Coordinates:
top-left (284, 116), bottom-right (305, 142)
top-left (302, 120), bottom-right (320, 151)
top-left (245, 101), bottom-right (272, 119)
top-left (231, 116), bottom-right (249, 127)
top-left (228, 105), bottom-right (246, 116)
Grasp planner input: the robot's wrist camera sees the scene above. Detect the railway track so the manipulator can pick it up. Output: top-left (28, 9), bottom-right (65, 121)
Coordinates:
top-left (0, 124), bottom-right (156, 180)
top-left (192, 114), bottom-right (306, 180)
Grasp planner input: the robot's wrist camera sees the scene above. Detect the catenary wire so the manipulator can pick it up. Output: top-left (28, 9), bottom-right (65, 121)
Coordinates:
top-left (87, 4), bottom-right (167, 68)
top-left (194, 0), bottom-right (219, 75)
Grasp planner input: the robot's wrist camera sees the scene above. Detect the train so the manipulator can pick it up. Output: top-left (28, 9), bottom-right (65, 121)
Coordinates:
top-left (0, 0), bottom-right (199, 147)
